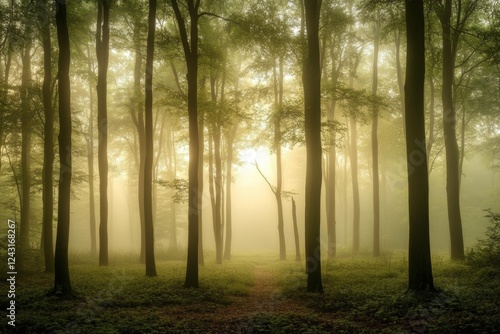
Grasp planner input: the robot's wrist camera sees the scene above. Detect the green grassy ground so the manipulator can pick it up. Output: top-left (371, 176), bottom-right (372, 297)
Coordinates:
top-left (1, 252), bottom-right (498, 333)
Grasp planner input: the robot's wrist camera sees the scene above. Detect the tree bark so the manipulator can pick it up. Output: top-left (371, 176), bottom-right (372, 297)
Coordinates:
top-left (440, 0), bottom-right (465, 260)
top-left (96, 0), bottom-right (110, 266)
top-left (129, 31), bottom-right (147, 264)
top-left (304, 0), bottom-right (323, 294)
top-left (405, 0), bottom-right (434, 291)
top-left (274, 57), bottom-right (286, 261)
top-left (349, 116), bottom-right (360, 255)
top-left (223, 124), bottom-right (237, 260)
top-left (372, 21), bottom-right (381, 257)
top-left (144, 0), bottom-right (157, 277)
top-left (53, 0), bottom-right (72, 295)
top-left (172, 0), bottom-right (200, 288)
top-left (213, 125), bottom-right (223, 264)
top-left (292, 197), bottom-right (301, 261)
top-left (86, 43), bottom-right (97, 257)
top-left (20, 7), bottom-right (32, 252)
top-left (41, 0), bottom-right (54, 272)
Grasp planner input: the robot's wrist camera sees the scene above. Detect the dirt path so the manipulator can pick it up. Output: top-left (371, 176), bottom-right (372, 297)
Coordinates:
top-left (217, 265), bottom-right (311, 318)
top-left (169, 264), bottom-right (316, 331)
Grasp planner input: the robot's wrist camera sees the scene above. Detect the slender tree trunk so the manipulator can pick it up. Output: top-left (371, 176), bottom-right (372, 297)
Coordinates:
top-left (213, 126), bottom-right (223, 264)
top-left (292, 197), bottom-right (301, 261)
top-left (223, 124), bottom-right (237, 260)
top-left (349, 116), bottom-right (360, 255)
top-left (395, 30), bottom-right (405, 124)
top-left (144, 0), bottom-right (157, 277)
top-left (130, 34), bottom-right (147, 264)
top-left (372, 21), bottom-right (381, 257)
top-left (325, 113), bottom-right (336, 258)
top-left (208, 131), bottom-right (217, 240)
top-left (53, 0), bottom-right (72, 295)
top-left (172, 0), bottom-right (200, 288)
top-left (20, 18), bottom-right (32, 252)
top-left (459, 107), bottom-right (466, 187)
top-left (441, 0), bottom-right (465, 260)
top-left (96, 0), bottom-right (110, 266)
top-left (304, 0), bottom-right (323, 293)
top-left (41, 0), bottom-right (54, 272)
top-left (427, 76), bottom-right (435, 159)
top-left (405, 0), bottom-right (434, 291)
top-left (86, 43), bottom-right (97, 256)
top-left (274, 57), bottom-right (286, 261)
top-left (198, 102), bottom-right (204, 265)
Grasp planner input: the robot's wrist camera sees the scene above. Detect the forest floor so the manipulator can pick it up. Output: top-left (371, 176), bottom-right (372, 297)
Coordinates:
top-left (1, 252), bottom-right (499, 333)
top-left (166, 264), bottom-right (322, 332)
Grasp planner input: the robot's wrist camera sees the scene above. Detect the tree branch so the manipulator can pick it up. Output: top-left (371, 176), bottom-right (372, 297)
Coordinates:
top-left (253, 160), bottom-right (276, 195)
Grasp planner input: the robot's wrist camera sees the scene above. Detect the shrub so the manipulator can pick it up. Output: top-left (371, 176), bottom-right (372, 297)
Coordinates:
top-left (466, 209), bottom-right (500, 267)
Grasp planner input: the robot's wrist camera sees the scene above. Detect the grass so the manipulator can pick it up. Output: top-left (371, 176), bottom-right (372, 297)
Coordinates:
top-left (278, 253), bottom-right (500, 333)
top-left (1, 252), bottom-right (499, 333)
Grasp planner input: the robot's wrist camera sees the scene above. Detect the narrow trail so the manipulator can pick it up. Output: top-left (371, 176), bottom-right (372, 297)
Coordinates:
top-left (215, 265), bottom-right (311, 318)
top-left (168, 264), bottom-right (317, 331)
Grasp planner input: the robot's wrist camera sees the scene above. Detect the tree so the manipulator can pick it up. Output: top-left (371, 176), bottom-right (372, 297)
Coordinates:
top-left (40, 0), bottom-right (54, 272)
top-left (144, 0), bottom-right (157, 277)
top-left (86, 43), bottom-right (97, 256)
top-left (405, 0), bottom-right (434, 291)
top-left (304, 0), bottom-right (323, 294)
top-left (53, 0), bottom-right (73, 296)
top-left (435, 0), bottom-right (478, 261)
top-left (171, 0), bottom-right (200, 288)
top-left (96, 0), bottom-right (110, 266)
top-left (20, 0), bottom-right (32, 252)
top-left (371, 17), bottom-right (381, 257)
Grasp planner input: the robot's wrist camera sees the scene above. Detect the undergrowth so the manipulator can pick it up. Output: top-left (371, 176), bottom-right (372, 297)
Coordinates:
top-left (1, 253), bottom-right (498, 333)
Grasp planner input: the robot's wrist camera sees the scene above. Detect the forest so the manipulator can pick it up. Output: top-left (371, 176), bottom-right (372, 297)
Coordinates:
top-left (0, 0), bottom-right (499, 332)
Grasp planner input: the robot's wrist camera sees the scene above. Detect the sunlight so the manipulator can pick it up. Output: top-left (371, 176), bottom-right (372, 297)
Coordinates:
top-left (239, 146), bottom-right (270, 165)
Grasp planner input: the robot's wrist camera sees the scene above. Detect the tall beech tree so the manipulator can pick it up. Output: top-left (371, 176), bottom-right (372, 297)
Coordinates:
top-left (20, 0), bottom-right (32, 251)
top-left (53, 0), bottom-right (73, 296)
top-left (171, 0), bottom-right (200, 288)
top-left (96, 0), bottom-right (110, 266)
top-left (434, 0), bottom-right (478, 261)
top-left (405, 0), bottom-right (434, 291)
top-left (40, 0), bottom-right (54, 272)
top-left (144, 0), bottom-right (157, 277)
top-left (304, 0), bottom-right (323, 294)
top-left (371, 18), bottom-right (381, 257)
top-left (86, 43), bottom-right (97, 256)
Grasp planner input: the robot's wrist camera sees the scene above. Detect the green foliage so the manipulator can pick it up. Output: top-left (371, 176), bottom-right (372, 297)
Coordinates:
top-left (278, 255), bottom-right (500, 333)
top-left (1, 255), bottom-right (499, 332)
top-left (466, 209), bottom-right (500, 267)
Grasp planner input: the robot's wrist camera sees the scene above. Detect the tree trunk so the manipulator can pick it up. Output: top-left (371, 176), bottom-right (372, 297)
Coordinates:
top-left (441, 0), bottom-right (465, 260)
top-left (41, 0), bottom-right (54, 272)
top-left (144, 0), bottom-right (157, 277)
top-left (213, 125), bottom-right (223, 264)
top-left (130, 33), bottom-right (147, 264)
top-left (405, 0), bottom-right (434, 291)
top-left (171, 0), bottom-right (200, 288)
top-left (198, 101), bottom-right (205, 265)
top-left (20, 17), bottom-right (32, 252)
top-left (86, 43), bottom-right (97, 257)
top-left (274, 57), bottom-right (286, 261)
top-left (395, 30), bottom-right (405, 125)
top-left (292, 197), bottom-right (301, 261)
top-left (349, 116), bottom-right (360, 255)
top-left (223, 124), bottom-right (237, 260)
top-left (96, 0), bottom-right (110, 266)
top-left (372, 21), bottom-right (381, 257)
top-left (53, 0), bottom-right (72, 295)
top-left (304, 0), bottom-right (323, 294)
top-left (427, 76), bottom-right (435, 159)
